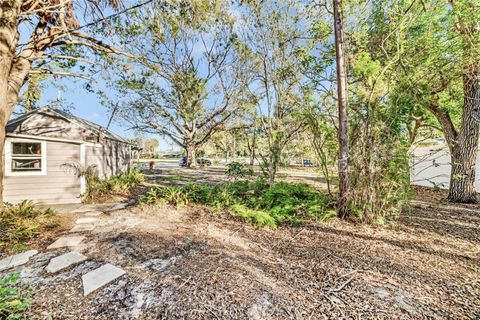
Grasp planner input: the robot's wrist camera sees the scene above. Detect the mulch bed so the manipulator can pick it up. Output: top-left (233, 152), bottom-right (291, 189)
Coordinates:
top-left (24, 187), bottom-right (480, 319)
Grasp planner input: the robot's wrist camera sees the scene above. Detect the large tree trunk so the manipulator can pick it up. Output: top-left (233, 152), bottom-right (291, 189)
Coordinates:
top-left (447, 74), bottom-right (480, 203)
top-left (0, 0), bottom-right (23, 207)
top-left (185, 142), bottom-right (197, 168)
top-left (333, 0), bottom-right (350, 218)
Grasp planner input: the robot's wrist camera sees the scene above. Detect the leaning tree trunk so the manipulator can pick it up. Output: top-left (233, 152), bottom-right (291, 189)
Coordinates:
top-left (185, 142), bottom-right (197, 168)
top-left (448, 74), bottom-right (480, 203)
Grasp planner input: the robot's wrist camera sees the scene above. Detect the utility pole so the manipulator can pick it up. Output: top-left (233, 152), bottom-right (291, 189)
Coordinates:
top-left (333, 0), bottom-right (350, 218)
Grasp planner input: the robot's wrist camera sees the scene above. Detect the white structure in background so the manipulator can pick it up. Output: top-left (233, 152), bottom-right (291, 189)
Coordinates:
top-left (410, 142), bottom-right (480, 191)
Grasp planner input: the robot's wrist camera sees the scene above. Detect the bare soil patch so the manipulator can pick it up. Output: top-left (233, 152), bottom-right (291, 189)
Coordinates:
top-left (24, 193), bottom-right (479, 319)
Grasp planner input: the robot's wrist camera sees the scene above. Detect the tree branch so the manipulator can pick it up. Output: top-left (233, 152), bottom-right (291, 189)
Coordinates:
top-left (29, 69), bottom-right (97, 82)
top-left (426, 103), bottom-right (458, 146)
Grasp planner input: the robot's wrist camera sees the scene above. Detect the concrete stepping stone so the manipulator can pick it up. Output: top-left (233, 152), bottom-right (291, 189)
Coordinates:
top-left (0, 250), bottom-right (38, 272)
top-left (82, 263), bottom-right (126, 296)
top-left (45, 251), bottom-right (88, 273)
top-left (76, 217), bottom-right (98, 224)
top-left (70, 224), bottom-right (95, 233)
top-left (47, 236), bottom-right (85, 250)
top-left (84, 211), bottom-right (102, 217)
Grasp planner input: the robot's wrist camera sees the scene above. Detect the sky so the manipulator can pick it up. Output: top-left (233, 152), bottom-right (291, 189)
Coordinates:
top-left (15, 0), bottom-right (329, 154)
top-left (34, 83), bottom-right (178, 152)
top-left (13, 0), bottom-right (179, 153)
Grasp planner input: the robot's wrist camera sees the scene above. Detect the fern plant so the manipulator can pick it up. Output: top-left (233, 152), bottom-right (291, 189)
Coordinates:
top-left (0, 201), bottom-right (57, 253)
top-left (0, 273), bottom-right (31, 320)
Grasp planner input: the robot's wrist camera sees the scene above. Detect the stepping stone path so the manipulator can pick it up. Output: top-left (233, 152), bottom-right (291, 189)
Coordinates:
top-left (82, 263), bottom-right (126, 296)
top-left (46, 251), bottom-right (88, 273)
top-left (84, 211), bottom-right (102, 217)
top-left (47, 235), bottom-right (85, 250)
top-left (75, 217), bottom-right (99, 224)
top-left (70, 224), bottom-right (95, 233)
top-left (0, 250), bottom-right (38, 272)
top-left (1, 209), bottom-right (126, 299)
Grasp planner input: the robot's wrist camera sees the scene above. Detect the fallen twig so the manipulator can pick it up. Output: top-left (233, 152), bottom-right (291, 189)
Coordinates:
top-left (328, 277), bottom-right (354, 293)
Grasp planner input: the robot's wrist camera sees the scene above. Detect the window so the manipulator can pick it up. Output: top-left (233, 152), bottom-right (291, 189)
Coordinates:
top-left (5, 139), bottom-right (47, 176)
top-left (11, 142), bottom-right (42, 172)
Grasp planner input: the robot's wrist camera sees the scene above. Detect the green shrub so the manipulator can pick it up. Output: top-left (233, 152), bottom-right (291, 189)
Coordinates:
top-left (0, 201), bottom-right (57, 253)
top-left (84, 169), bottom-right (144, 202)
top-left (230, 204), bottom-right (277, 229)
top-left (107, 170), bottom-right (144, 193)
top-left (0, 273), bottom-right (31, 319)
top-left (181, 184), bottom-right (215, 204)
top-left (140, 179), bottom-right (334, 228)
top-left (139, 187), bottom-right (167, 205)
top-left (259, 182), bottom-right (330, 223)
top-left (140, 186), bottom-right (189, 207)
top-left (226, 162), bottom-right (254, 181)
top-left (161, 187), bottom-right (189, 207)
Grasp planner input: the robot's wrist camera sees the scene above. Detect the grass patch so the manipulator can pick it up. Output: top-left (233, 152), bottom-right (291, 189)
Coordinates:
top-left (0, 273), bottom-right (31, 319)
top-left (140, 179), bottom-right (335, 228)
top-left (0, 200), bottom-right (57, 253)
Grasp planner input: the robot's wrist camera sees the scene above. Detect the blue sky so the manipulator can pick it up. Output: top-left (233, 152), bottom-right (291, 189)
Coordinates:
top-left (32, 69), bottom-right (178, 152)
top-left (37, 83), bottom-right (126, 136)
top-left (16, 0), bottom-right (327, 153)
top-left (14, 0), bottom-right (179, 152)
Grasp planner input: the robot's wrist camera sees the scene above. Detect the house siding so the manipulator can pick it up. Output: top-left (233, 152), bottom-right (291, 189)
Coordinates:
top-left (3, 139), bottom-right (82, 204)
top-left (85, 139), bottom-right (132, 178)
top-left (7, 109), bottom-right (98, 142)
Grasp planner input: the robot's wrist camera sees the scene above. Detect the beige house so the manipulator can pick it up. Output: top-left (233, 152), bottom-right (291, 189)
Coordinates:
top-left (4, 107), bottom-right (134, 204)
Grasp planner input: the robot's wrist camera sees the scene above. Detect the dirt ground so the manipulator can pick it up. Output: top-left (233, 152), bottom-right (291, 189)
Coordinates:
top-left (22, 186), bottom-right (479, 319)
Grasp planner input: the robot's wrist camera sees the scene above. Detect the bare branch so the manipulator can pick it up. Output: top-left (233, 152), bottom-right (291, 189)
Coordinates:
top-left (29, 68), bottom-right (97, 82)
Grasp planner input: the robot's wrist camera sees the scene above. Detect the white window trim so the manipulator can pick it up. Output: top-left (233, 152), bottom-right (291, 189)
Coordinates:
top-left (5, 138), bottom-right (47, 176)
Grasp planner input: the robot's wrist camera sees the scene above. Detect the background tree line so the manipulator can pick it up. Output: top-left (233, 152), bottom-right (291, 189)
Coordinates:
top-left (1, 0), bottom-right (478, 221)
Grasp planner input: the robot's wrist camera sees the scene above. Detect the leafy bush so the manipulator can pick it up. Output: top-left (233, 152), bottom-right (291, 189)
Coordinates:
top-left (107, 170), bottom-right (145, 193)
top-left (230, 204), bottom-right (277, 229)
top-left (256, 182), bottom-right (331, 225)
top-left (225, 162), bottom-right (254, 181)
top-left (84, 169), bottom-right (144, 202)
top-left (140, 179), bottom-right (334, 228)
top-left (0, 201), bottom-right (57, 253)
top-left (0, 273), bottom-right (31, 319)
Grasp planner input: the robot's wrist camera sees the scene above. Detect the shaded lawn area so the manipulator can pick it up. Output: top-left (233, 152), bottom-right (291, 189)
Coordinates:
top-left (143, 165), bottom-right (332, 190)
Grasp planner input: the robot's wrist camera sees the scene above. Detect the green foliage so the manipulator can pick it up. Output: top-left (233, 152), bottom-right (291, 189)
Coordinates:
top-left (17, 74), bottom-right (47, 113)
top-left (0, 273), bottom-right (31, 320)
top-left (305, 110), bottom-right (337, 195)
top-left (0, 201), bottom-right (57, 253)
top-left (348, 125), bottom-right (413, 222)
top-left (225, 162), bottom-right (254, 181)
top-left (140, 180), bottom-right (334, 228)
top-left (107, 1), bottom-right (244, 164)
top-left (84, 169), bottom-right (144, 202)
top-left (230, 204), bottom-right (277, 229)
